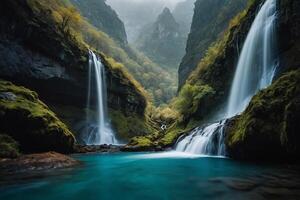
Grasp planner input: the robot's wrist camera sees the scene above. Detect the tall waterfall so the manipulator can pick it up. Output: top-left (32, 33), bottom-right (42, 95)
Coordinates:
top-left (175, 0), bottom-right (277, 156)
top-left (227, 0), bottom-right (278, 117)
top-left (84, 51), bottom-right (118, 145)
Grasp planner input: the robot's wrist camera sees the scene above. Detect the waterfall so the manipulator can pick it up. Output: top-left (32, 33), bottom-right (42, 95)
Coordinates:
top-left (175, 0), bottom-right (277, 156)
top-left (84, 51), bottom-right (118, 145)
top-left (227, 0), bottom-right (278, 117)
top-left (175, 120), bottom-right (226, 156)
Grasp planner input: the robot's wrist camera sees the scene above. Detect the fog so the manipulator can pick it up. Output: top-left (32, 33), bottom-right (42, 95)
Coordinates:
top-left (106, 0), bottom-right (186, 42)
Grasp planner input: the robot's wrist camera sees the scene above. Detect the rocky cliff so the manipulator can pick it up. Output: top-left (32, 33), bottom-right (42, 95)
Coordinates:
top-left (0, 80), bottom-right (75, 154)
top-left (70, 0), bottom-right (127, 45)
top-left (178, 0), bottom-right (247, 89)
top-left (135, 8), bottom-right (186, 69)
top-left (225, 0), bottom-right (300, 161)
top-left (0, 0), bottom-right (149, 143)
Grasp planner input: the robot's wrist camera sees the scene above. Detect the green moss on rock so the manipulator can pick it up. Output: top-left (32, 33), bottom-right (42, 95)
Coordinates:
top-left (226, 69), bottom-right (300, 160)
top-left (109, 109), bottom-right (150, 141)
top-left (0, 80), bottom-right (75, 153)
top-left (0, 134), bottom-right (20, 158)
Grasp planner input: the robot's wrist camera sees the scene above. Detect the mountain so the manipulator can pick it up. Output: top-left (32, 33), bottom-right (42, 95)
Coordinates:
top-left (178, 0), bottom-right (247, 89)
top-left (106, 0), bottom-right (184, 43)
top-left (70, 0), bottom-right (127, 45)
top-left (135, 8), bottom-right (186, 69)
top-left (172, 0), bottom-right (196, 36)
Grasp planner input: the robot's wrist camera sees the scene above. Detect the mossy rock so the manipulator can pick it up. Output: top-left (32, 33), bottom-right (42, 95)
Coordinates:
top-left (109, 109), bottom-right (150, 141)
top-left (123, 136), bottom-right (159, 152)
top-left (226, 69), bottom-right (300, 161)
top-left (0, 80), bottom-right (75, 153)
top-left (0, 134), bottom-right (20, 158)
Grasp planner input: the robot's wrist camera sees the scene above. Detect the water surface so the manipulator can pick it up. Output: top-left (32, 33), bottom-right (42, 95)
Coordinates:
top-left (1, 152), bottom-right (299, 200)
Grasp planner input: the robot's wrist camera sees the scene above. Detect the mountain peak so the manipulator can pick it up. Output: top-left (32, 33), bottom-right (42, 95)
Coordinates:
top-left (156, 7), bottom-right (177, 27)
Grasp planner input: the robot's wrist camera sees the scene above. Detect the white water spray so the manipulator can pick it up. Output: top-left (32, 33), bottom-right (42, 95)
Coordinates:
top-left (175, 0), bottom-right (278, 156)
top-left (84, 51), bottom-right (118, 145)
top-left (227, 0), bottom-right (278, 117)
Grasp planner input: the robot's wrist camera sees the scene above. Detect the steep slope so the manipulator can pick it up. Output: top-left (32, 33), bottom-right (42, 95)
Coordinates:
top-left (173, 0), bottom-right (196, 36)
top-left (71, 0), bottom-right (177, 105)
top-left (226, 69), bottom-right (300, 160)
top-left (0, 0), bottom-right (150, 142)
top-left (225, 0), bottom-right (300, 161)
top-left (70, 0), bottom-right (127, 45)
top-left (136, 8), bottom-right (186, 70)
top-left (178, 0), bottom-right (247, 89)
top-left (106, 0), bottom-right (183, 43)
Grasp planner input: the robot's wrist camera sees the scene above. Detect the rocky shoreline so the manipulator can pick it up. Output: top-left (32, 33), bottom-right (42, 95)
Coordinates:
top-left (0, 152), bottom-right (80, 176)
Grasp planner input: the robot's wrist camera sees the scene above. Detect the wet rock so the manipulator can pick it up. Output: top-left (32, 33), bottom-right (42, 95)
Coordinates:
top-left (0, 92), bottom-right (16, 101)
top-left (0, 152), bottom-right (80, 175)
top-left (74, 144), bottom-right (122, 154)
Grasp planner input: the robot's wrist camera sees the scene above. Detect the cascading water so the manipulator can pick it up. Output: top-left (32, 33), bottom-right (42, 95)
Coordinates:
top-left (84, 51), bottom-right (118, 145)
top-left (176, 0), bottom-right (278, 156)
top-left (227, 0), bottom-right (278, 118)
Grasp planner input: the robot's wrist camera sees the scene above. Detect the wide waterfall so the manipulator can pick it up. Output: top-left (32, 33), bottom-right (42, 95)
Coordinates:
top-left (175, 0), bottom-right (277, 156)
top-left (83, 51), bottom-right (118, 145)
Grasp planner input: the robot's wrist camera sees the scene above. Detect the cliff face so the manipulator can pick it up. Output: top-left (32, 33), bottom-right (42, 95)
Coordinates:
top-left (70, 0), bottom-right (127, 45)
top-left (0, 0), bottom-right (148, 142)
top-left (225, 0), bottom-right (300, 161)
top-left (173, 0), bottom-right (196, 36)
top-left (178, 0), bottom-right (247, 89)
top-left (135, 8), bottom-right (186, 69)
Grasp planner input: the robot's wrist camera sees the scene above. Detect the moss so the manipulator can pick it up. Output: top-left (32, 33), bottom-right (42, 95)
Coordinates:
top-left (127, 137), bottom-right (154, 148)
top-left (0, 134), bottom-right (20, 158)
top-left (171, 84), bottom-right (215, 124)
top-left (109, 110), bottom-right (150, 141)
top-left (226, 69), bottom-right (300, 160)
top-left (0, 80), bottom-right (75, 153)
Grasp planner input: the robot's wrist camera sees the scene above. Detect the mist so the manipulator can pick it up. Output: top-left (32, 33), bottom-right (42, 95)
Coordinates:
top-left (106, 0), bottom-right (186, 42)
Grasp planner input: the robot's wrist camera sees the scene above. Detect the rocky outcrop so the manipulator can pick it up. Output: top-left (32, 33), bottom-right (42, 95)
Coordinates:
top-left (173, 0), bottom-right (196, 36)
top-left (224, 0), bottom-right (300, 161)
top-left (70, 0), bottom-right (128, 45)
top-left (0, 80), bottom-right (75, 153)
top-left (0, 0), bottom-right (148, 142)
top-left (226, 69), bottom-right (300, 161)
top-left (135, 8), bottom-right (186, 69)
top-left (0, 152), bottom-right (80, 175)
top-left (0, 134), bottom-right (20, 158)
top-left (178, 0), bottom-right (247, 89)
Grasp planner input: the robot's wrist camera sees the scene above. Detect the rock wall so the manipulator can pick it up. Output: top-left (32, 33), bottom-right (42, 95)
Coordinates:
top-left (0, 0), bottom-right (148, 141)
top-left (178, 0), bottom-right (247, 89)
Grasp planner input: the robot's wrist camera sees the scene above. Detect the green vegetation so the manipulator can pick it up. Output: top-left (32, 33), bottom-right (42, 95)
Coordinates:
top-left (0, 134), bottom-right (20, 158)
top-left (109, 110), bottom-right (151, 141)
top-left (27, 0), bottom-right (176, 105)
top-left (126, 0), bottom-right (264, 149)
top-left (178, 0), bottom-right (248, 88)
top-left (172, 84), bottom-right (215, 122)
top-left (226, 69), bottom-right (300, 160)
top-left (0, 80), bottom-right (75, 153)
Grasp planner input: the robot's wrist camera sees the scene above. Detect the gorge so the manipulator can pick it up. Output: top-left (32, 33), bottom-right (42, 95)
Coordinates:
top-left (175, 0), bottom-right (278, 156)
top-left (0, 0), bottom-right (299, 199)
